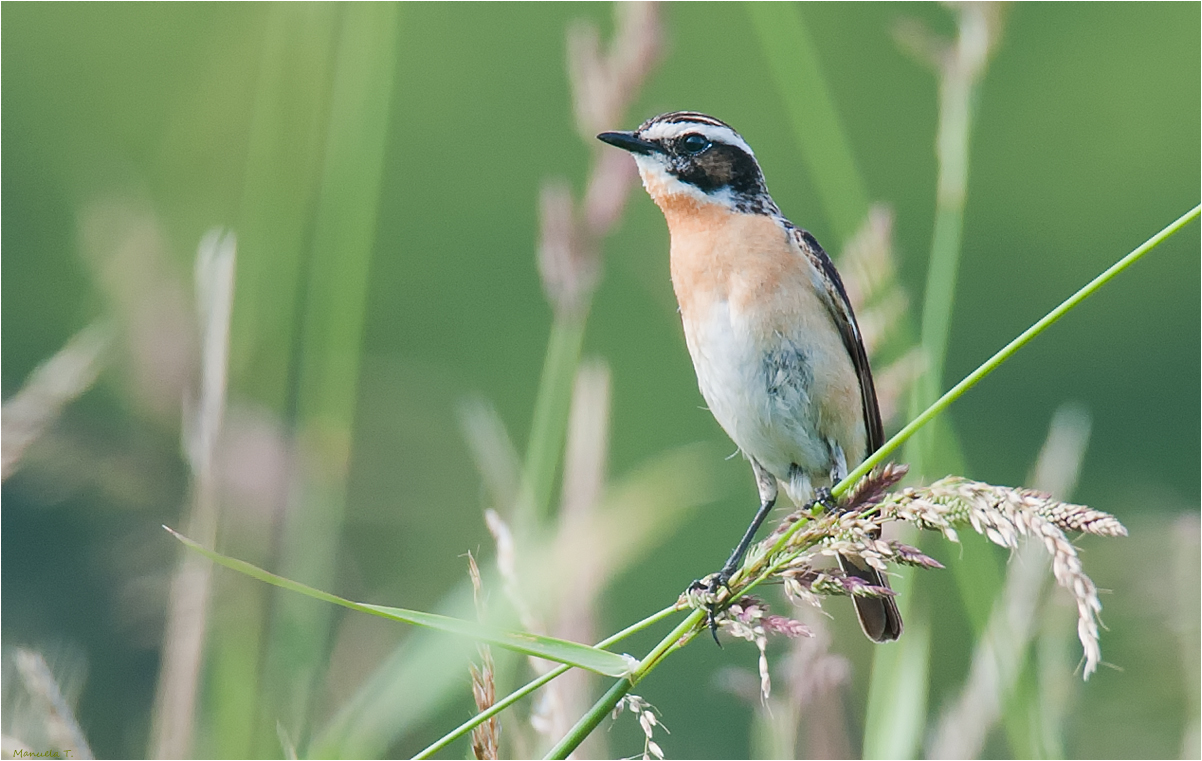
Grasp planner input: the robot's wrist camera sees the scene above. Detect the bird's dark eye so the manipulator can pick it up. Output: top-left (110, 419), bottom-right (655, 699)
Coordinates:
top-left (680, 134), bottom-right (711, 154)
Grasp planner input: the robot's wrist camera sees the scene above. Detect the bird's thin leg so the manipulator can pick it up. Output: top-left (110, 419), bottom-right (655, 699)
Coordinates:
top-left (698, 460), bottom-right (779, 644)
top-left (712, 458), bottom-right (779, 588)
top-left (816, 444), bottom-right (846, 512)
top-left (703, 499), bottom-right (774, 646)
top-left (714, 494), bottom-right (776, 588)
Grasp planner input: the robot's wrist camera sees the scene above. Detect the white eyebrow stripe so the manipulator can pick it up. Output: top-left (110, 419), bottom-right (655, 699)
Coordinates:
top-left (639, 120), bottom-right (755, 158)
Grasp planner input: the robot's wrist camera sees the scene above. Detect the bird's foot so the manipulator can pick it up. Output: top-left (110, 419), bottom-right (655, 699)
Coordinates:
top-left (686, 572), bottom-right (732, 647)
top-left (813, 486), bottom-right (839, 514)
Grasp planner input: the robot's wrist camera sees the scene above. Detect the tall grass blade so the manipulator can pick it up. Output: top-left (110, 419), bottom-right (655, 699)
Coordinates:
top-left (149, 230), bottom-right (236, 760)
top-left (231, 4), bottom-right (339, 409)
top-left (517, 317), bottom-right (587, 528)
top-left (745, 3), bottom-right (870, 244)
top-left (257, 4), bottom-right (400, 751)
top-left (214, 8), bottom-right (341, 757)
top-left (868, 8), bottom-right (1003, 754)
top-left (167, 527), bottom-right (637, 678)
top-left (862, 614), bottom-right (931, 760)
top-left (358, 604), bottom-right (635, 678)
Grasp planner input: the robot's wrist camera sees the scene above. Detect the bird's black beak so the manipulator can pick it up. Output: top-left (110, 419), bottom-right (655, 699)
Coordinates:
top-left (597, 131), bottom-right (662, 155)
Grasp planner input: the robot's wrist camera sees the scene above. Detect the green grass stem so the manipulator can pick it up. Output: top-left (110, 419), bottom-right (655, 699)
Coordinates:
top-left (841, 203), bottom-right (1199, 495)
top-left (415, 603), bottom-right (681, 759)
top-left (518, 315), bottom-right (588, 528)
top-left (215, 8), bottom-right (340, 756)
top-left (544, 609), bottom-right (704, 760)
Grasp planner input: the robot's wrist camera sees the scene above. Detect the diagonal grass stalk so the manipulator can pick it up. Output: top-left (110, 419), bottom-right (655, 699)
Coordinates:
top-left (167, 527), bottom-right (638, 677)
top-left (545, 609), bottom-right (703, 760)
top-left (414, 603), bottom-right (681, 759)
top-left (840, 203), bottom-right (1198, 493)
top-left (543, 203), bottom-right (1200, 760)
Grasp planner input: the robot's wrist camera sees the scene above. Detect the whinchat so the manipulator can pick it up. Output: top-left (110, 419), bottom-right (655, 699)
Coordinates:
top-left (599, 112), bottom-right (902, 642)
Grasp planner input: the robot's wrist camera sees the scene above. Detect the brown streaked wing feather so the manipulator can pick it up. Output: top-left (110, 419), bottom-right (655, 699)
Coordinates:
top-left (788, 225), bottom-right (885, 454)
top-left (792, 225), bottom-right (902, 641)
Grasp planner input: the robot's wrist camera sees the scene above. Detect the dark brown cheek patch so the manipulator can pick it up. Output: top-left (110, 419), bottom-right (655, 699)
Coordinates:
top-left (668, 141), bottom-right (773, 214)
top-left (698, 151), bottom-right (735, 186)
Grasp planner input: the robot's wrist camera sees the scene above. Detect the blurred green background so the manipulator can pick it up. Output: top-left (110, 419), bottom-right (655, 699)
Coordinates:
top-left (2, 3), bottom-right (1198, 759)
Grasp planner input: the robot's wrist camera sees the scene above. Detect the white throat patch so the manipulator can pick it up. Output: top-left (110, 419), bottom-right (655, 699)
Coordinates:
top-left (631, 153), bottom-right (743, 209)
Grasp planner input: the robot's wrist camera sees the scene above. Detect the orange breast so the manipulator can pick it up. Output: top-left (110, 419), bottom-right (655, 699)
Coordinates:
top-left (654, 195), bottom-right (867, 468)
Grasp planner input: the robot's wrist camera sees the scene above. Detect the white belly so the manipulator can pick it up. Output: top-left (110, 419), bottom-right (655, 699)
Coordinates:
top-left (683, 299), bottom-right (836, 492)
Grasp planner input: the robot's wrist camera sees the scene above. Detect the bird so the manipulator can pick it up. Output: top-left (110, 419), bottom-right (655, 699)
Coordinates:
top-left (598, 111), bottom-right (902, 643)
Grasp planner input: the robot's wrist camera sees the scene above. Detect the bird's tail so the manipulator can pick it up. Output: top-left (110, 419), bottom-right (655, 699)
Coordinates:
top-left (837, 553), bottom-right (903, 642)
